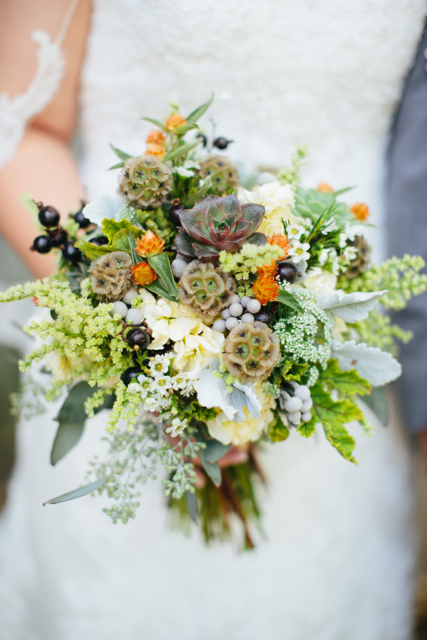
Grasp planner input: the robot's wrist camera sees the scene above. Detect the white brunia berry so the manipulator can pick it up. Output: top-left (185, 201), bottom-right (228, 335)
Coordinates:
top-left (221, 308), bottom-right (231, 320)
top-left (125, 308), bottom-right (144, 325)
top-left (302, 412), bottom-right (312, 422)
top-left (229, 294), bottom-right (240, 305)
top-left (225, 316), bottom-right (239, 330)
top-left (294, 385), bottom-right (311, 401)
top-left (110, 301), bottom-right (128, 319)
top-left (229, 302), bottom-right (243, 317)
top-left (246, 299), bottom-right (261, 314)
top-left (301, 398), bottom-right (313, 412)
top-left (240, 296), bottom-right (251, 308)
top-left (213, 319), bottom-right (226, 332)
top-left (122, 289), bottom-right (138, 305)
top-left (241, 313), bottom-right (254, 323)
top-left (285, 397), bottom-right (303, 412)
top-left (288, 411), bottom-right (301, 424)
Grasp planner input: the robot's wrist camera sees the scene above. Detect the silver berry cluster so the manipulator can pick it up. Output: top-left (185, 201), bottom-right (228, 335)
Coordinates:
top-left (279, 383), bottom-right (313, 426)
top-left (212, 295), bottom-right (261, 332)
top-left (108, 289), bottom-right (144, 326)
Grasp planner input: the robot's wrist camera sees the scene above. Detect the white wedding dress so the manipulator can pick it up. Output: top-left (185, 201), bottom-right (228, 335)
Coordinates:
top-left (0, 1), bottom-right (426, 638)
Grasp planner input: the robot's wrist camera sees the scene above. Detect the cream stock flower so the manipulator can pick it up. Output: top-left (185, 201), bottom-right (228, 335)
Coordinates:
top-left (240, 181), bottom-right (302, 236)
top-left (173, 325), bottom-right (224, 379)
top-left (139, 290), bottom-right (200, 349)
top-left (206, 383), bottom-right (275, 445)
top-left (304, 268), bottom-right (337, 297)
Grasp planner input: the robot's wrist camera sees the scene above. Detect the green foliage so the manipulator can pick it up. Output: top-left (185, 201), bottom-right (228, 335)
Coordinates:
top-left (309, 381), bottom-right (361, 463)
top-left (293, 187), bottom-right (352, 227)
top-left (268, 413), bottom-right (290, 442)
top-left (178, 397), bottom-right (218, 424)
top-left (320, 359), bottom-right (371, 397)
top-left (147, 252), bottom-right (179, 300)
top-left (281, 360), bottom-right (308, 382)
top-left (276, 145), bottom-right (308, 188)
top-left (43, 477), bottom-right (107, 506)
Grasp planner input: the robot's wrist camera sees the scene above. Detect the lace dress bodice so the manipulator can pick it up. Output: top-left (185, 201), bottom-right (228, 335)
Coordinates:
top-left (80, 0), bottom-right (426, 256)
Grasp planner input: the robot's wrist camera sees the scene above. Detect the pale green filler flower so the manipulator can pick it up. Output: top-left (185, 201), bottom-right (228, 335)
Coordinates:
top-left (219, 243), bottom-right (285, 281)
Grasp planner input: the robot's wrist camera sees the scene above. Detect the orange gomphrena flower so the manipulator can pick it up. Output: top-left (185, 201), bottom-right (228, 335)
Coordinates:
top-left (317, 182), bottom-right (333, 193)
top-left (165, 113), bottom-right (186, 132)
top-left (252, 273), bottom-right (279, 305)
top-left (135, 231), bottom-right (165, 257)
top-left (350, 202), bottom-right (370, 221)
top-left (146, 142), bottom-right (166, 159)
top-left (268, 233), bottom-right (290, 256)
top-left (132, 261), bottom-right (157, 286)
top-left (146, 130), bottom-right (167, 146)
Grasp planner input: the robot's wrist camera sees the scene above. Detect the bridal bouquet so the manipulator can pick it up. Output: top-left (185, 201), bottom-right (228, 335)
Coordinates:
top-left (2, 96), bottom-right (426, 548)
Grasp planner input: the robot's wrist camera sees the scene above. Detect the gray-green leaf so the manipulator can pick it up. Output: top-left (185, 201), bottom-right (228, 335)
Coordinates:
top-left (51, 422), bottom-right (85, 466)
top-left (186, 93), bottom-right (214, 125)
top-left (164, 141), bottom-right (200, 162)
top-left (185, 490), bottom-right (198, 523)
top-left (43, 477), bottom-right (107, 506)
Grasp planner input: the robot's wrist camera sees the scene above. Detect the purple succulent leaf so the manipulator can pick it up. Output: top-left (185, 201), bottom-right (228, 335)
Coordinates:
top-left (245, 232), bottom-right (268, 246)
top-left (173, 231), bottom-right (197, 257)
top-left (187, 221), bottom-right (215, 245)
top-left (217, 193), bottom-right (242, 218)
top-left (241, 203), bottom-right (265, 235)
top-left (192, 241), bottom-right (220, 261)
top-left (179, 208), bottom-right (206, 235)
top-left (214, 240), bottom-right (244, 252)
top-left (230, 218), bottom-right (251, 238)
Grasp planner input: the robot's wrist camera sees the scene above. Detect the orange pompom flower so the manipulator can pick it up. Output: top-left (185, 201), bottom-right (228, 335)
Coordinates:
top-left (350, 202), bottom-right (370, 221)
top-left (135, 231), bottom-right (165, 258)
top-left (268, 233), bottom-right (290, 257)
top-left (132, 261), bottom-right (157, 286)
top-left (317, 182), bottom-right (333, 193)
top-left (165, 113), bottom-right (186, 132)
top-left (252, 273), bottom-right (279, 305)
top-left (146, 142), bottom-right (166, 159)
top-left (146, 130), bottom-right (167, 146)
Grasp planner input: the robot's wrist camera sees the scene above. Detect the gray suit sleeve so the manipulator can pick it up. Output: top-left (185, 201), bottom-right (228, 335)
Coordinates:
top-left (386, 20), bottom-right (427, 433)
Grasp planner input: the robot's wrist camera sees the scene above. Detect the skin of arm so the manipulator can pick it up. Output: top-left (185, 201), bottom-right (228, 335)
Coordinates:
top-left (0, 0), bottom-right (91, 278)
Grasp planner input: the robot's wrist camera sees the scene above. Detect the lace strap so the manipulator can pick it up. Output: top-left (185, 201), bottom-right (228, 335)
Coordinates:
top-left (0, 0), bottom-right (80, 170)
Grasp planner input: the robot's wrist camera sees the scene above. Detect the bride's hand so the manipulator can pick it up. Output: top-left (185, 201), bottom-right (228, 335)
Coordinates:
top-left (417, 431), bottom-right (427, 460)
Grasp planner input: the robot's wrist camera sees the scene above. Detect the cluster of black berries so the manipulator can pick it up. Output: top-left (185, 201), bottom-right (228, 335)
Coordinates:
top-left (120, 327), bottom-right (151, 386)
top-left (31, 202), bottom-right (91, 264)
top-left (196, 134), bottom-right (233, 150)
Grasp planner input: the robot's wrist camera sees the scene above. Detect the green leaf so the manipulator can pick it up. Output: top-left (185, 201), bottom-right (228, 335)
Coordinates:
top-left (320, 359), bottom-right (371, 397)
top-left (109, 143), bottom-right (132, 161)
top-left (43, 477), bottom-right (107, 506)
top-left (185, 490), bottom-right (198, 523)
top-left (276, 289), bottom-right (303, 313)
top-left (186, 93), bottom-right (214, 125)
top-left (102, 218), bottom-right (142, 244)
top-left (107, 161), bottom-right (126, 171)
top-left (56, 381), bottom-right (95, 425)
top-left (310, 382), bottom-right (362, 463)
top-left (361, 386), bottom-right (389, 425)
top-left (185, 176), bottom-right (213, 208)
top-left (297, 415), bottom-right (317, 438)
top-left (51, 422), bottom-right (85, 466)
top-left (75, 240), bottom-right (112, 261)
top-left (164, 140), bottom-right (200, 162)
top-left (147, 253), bottom-right (179, 298)
top-left (203, 438), bottom-right (231, 464)
top-left (281, 361), bottom-right (308, 382)
top-left (198, 447), bottom-right (222, 486)
top-left (145, 281), bottom-right (178, 302)
top-left (174, 123), bottom-right (199, 136)
top-left (332, 186), bottom-right (356, 196)
top-left (268, 414), bottom-right (290, 442)
top-left (20, 192), bottom-right (39, 216)
top-left (142, 117), bottom-right (167, 132)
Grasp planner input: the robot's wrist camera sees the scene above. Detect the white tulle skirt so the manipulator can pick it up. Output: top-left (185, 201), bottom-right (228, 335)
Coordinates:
top-left (0, 393), bottom-right (415, 640)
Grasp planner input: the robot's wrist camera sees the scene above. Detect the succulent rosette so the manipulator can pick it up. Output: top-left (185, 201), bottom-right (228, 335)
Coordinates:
top-left (2, 96), bottom-right (427, 549)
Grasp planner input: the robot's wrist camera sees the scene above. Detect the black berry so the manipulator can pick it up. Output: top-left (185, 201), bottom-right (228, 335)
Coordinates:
top-left (90, 235), bottom-right (109, 246)
top-left (38, 206), bottom-right (60, 228)
top-left (169, 203), bottom-right (185, 226)
top-left (254, 309), bottom-right (273, 324)
top-left (74, 206), bottom-right (91, 229)
top-left (277, 262), bottom-right (298, 283)
top-left (126, 328), bottom-right (150, 351)
top-left (49, 229), bottom-right (68, 248)
top-left (213, 137), bottom-right (233, 150)
top-left (62, 242), bottom-right (82, 264)
top-left (31, 235), bottom-right (51, 254)
top-left (121, 366), bottom-right (142, 386)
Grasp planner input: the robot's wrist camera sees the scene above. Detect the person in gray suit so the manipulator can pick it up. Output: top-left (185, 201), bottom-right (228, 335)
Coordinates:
top-left (387, 21), bottom-right (427, 453)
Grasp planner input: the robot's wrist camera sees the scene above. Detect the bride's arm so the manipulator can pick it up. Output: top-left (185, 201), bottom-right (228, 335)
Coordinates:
top-left (0, 0), bottom-right (91, 278)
